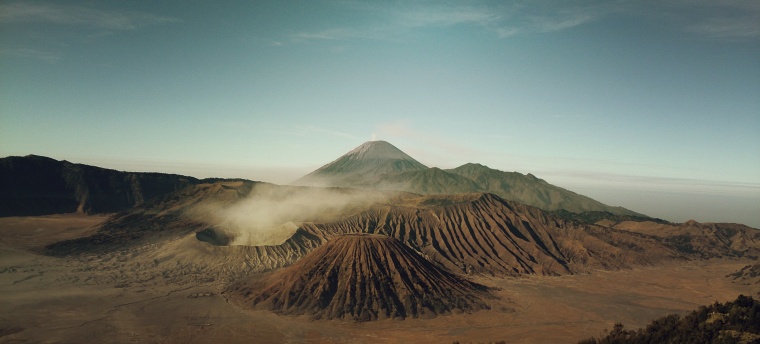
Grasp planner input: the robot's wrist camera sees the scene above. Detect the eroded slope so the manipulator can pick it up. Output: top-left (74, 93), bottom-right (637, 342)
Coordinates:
top-left (227, 234), bottom-right (492, 321)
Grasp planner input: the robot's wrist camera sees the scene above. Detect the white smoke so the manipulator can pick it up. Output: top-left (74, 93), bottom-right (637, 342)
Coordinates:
top-left (193, 184), bottom-right (389, 246)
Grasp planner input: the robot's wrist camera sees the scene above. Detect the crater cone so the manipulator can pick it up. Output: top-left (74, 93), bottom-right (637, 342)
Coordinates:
top-left (228, 234), bottom-right (492, 321)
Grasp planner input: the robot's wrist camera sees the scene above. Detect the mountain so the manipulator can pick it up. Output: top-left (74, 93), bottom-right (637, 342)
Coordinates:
top-left (379, 167), bottom-right (483, 194)
top-left (612, 220), bottom-right (760, 259)
top-left (47, 183), bottom-right (687, 277)
top-left (295, 141), bottom-right (641, 216)
top-left (41, 180), bottom-right (758, 290)
top-left (294, 140), bottom-right (428, 186)
top-left (445, 163), bottom-right (638, 214)
top-left (0, 155), bottom-right (199, 216)
top-left (226, 234), bottom-right (492, 321)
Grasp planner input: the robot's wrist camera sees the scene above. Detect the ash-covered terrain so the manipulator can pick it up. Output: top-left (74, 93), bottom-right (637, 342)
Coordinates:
top-left (228, 234), bottom-right (493, 321)
top-left (1, 142), bottom-right (758, 343)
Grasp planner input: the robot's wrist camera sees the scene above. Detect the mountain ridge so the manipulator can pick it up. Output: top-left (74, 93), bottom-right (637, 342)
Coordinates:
top-left (0, 155), bottom-right (202, 216)
top-left (295, 141), bottom-right (643, 216)
top-left (294, 140), bottom-right (428, 186)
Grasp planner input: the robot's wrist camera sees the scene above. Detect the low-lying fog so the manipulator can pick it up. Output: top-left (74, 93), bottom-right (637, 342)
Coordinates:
top-left (191, 184), bottom-right (389, 246)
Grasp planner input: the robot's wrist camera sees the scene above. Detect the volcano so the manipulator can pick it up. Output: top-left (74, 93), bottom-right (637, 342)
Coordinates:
top-left (294, 141), bottom-right (642, 216)
top-left (228, 234), bottom-right (492, 321)
top-left (294, 140), bottom-right (428, 186)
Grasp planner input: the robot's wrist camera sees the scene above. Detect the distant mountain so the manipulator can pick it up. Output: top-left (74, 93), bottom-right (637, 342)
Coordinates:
top-left (0, 155), bottom-right (199, 216)
top-left (379, 167), bottom-right (482, 194)
top-left (444, 163), bottom-right (638, 215)
top-left (294, 141), bottom-right (641, 216)
top-left (294, 140), bottom-right (427, 186)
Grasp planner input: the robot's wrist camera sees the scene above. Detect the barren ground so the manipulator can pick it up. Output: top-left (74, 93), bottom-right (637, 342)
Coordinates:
top-left (0, 215), bottom-right (755, 344)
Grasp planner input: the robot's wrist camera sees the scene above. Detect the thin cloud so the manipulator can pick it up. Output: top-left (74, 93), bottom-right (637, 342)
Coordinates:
top-left (636, 0), bottom-right (760, 39)
top-left (531, 13), bottom-right (595, 33)
top-left (0, 47), bottom-right (61, 62)
top-left (293, 28), bottom-right (356, 41)
top-left (685, 17), bottom-right (760, 39)
top-left (289, 0), bottom-right (759, 42)
top-left (290, 1), bottom-right (610, 42)
top-left (394, 5), bottom-right (500, 28)
top-left (0, 2), bottom-right (180, 30)
top-left (547, 170), bottom-right (760, 196)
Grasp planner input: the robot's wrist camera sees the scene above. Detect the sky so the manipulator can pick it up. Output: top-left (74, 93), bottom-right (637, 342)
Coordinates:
top-left (1, 0), bottom-right (759, 227)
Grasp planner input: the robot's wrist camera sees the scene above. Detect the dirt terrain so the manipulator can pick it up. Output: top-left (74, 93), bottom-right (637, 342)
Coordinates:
top-left (229, 234), bottom-right (493, 321)
top-left (1, 214), bottom-right (756, 344)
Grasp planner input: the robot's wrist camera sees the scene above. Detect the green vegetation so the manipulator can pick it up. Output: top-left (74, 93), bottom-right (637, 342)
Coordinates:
top-left (550, 209), bottom-right (669, 226)
top-left (578, 295), bottom-right (760, 344)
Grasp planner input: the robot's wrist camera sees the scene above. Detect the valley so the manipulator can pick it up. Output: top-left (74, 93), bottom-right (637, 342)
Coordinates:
top-left (0, 217), bottom-right (754, 343)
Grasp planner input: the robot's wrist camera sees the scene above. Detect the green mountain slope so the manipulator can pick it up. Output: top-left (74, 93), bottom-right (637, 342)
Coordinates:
top-left (294, 141), bottom-right (642, 216)
top-left (446, 163), bottom-right (641, 215)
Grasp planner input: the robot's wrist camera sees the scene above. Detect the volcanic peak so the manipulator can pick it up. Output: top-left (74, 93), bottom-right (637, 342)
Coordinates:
top-left (229, 234), bottom-right (492, 321)
top-left (343, 140), bottom-right (421, 162)
top-left (295, 141), bottom-right (428, 184)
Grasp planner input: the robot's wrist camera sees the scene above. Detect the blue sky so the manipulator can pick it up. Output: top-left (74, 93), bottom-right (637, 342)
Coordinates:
top-left (1, 1), bottom-right (759, 227)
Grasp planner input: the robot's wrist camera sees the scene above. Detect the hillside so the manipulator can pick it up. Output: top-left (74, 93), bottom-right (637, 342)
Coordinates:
top-left (294, 140), bottom-right (428, 186)
top-left (614, 220), bottom-right (760, 259)
top-left (45, 182), bottom-right (686, 277)
top-left (227, 234), bottom-right (492, 321)
top-left (446, 163), bottom-right (640, 215)
top-left (0, 155), bottom-right (198, 216)
top-left (294, 141), bottom-right (641, 216)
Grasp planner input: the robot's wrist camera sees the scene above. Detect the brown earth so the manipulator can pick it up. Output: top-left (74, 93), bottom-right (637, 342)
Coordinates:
top-left (614, 220), bottom-right (760, 258)
top-left (0, 220), bottom-right (754, 343)
top-left (727, 263), bottom-right (760, 286)
top-left (0, 213), bottom-right (110, 251)
top-left (3, 181), bottom-right (758, 342)
top-left (296, 193), bottom-right (680, 276)
top-left (41, 185), bottom-right (685, 280)
top-left (227, 234), bottom-right (493, 321)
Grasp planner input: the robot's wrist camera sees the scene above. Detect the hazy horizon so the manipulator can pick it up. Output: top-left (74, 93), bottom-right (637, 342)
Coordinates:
top-left (1, 1), bottom-right (758, 227)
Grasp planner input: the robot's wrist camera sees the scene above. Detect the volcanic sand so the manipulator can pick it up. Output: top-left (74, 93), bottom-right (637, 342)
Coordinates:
top-left (0, 215), bottom-right (756, 344)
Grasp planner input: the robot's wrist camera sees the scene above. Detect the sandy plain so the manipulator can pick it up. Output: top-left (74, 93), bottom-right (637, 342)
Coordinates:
top-left (0, 215), bottom-right (756, 344)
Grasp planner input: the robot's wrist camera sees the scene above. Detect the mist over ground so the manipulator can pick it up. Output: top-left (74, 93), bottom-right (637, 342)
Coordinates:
top-left (190, 184), bottom-right (390, 246)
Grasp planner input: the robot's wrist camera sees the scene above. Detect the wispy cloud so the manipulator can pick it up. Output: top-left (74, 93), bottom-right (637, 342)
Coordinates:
top-left (290, 1), bottom-right (612, 42)
top-left (684, 16), bottom-right (760, 39)
top-left (0, 47), bottom-right (61, 62)
top-left (0, 2), bottom-right (179, 30)
top-left (0, 2), bottom-right (180, 63)
top-left (545, 169), bottom-right (760, 196)
top-left (393, 5), bottom-right (500, 29)
top-left (636, 0), bottom-right (760, 40)
top-left (293, 28), bottom-right (361, 41)
top-left (289, 0), bottom-right (759, 43)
